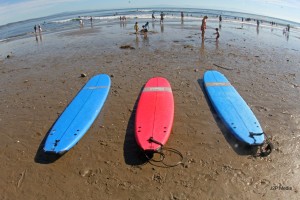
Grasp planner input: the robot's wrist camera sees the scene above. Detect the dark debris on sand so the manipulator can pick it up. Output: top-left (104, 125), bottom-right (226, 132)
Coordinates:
top-left (120, 45), bottom-right (135, 50)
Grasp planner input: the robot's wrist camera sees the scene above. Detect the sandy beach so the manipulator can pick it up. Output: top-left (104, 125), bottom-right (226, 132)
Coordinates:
top-left (0, 18), bottom-right (300, 199)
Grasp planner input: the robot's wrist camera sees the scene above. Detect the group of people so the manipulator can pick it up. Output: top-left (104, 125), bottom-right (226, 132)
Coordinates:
top-left (33, 24), bottom-right (43, 43)
top-left (119, 16), bottom-right (127, 21)
top-left (201, 15), bottom-right (220, 40)
top-left (77, 16), bottom-right (94, 26)
top-left (134, 13), bottom-right (220, 40)
top-left (33, 12), bottom-right (220, 40)
top-left (34, 24), bottom-right (42, 33)
top-left (134, 21), bottom-right (149, 38)
top-left (151, 12), bottom-right (165, 24)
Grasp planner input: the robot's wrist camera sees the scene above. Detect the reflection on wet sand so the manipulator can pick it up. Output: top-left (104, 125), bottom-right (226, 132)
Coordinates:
top-left (135, 34), bottom-right (139, 48)
top-left (142, 35), bottom-right (149, 47)
top-left (120, 21), bottom-right (126, 28)
top-left (160, 23), bottom-right (164, 33)
top-left (34, 33), bottom-right (43, 43)
top-left (215, 39), bottom-right (219, 50)
top-left (200, 37), bottom-right (205, 57)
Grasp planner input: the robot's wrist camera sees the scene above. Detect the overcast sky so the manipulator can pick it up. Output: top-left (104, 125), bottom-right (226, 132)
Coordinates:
top-left (0, 0), bottom-right (300, 25)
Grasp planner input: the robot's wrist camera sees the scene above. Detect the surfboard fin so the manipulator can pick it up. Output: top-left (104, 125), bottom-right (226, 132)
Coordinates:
top-left (148, 137), bottom-right (164, 147)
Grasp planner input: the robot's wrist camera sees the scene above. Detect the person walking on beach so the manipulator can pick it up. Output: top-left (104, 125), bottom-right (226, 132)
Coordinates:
top-left (214, 28), bottom-right (220, 40)
top-left (134, 22), bottom-right (139, 34)
top-left (219, 15), bottom-right (222, 22)
top-left (152, 12), bottom-right (155, 20)
top-left (181, 12), bottom-right (184, 19)
top-left (160, 12), bottom-right (164, 24)
top-left (201, 16), bottom-right (208, 38)
top-left (34, 25), bottom-right (37, 33)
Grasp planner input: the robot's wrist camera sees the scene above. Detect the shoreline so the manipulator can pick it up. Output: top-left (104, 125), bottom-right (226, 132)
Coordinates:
top-left (1, 7), bottom-right (300, 42)
top-left (1, 17), bottom-right (300, 58)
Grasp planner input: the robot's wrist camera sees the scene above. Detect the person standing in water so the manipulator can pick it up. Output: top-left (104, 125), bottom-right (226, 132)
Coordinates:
top-left (38, 24), bottom-right (42, 32)
top-left (134, 22), bottom-right (139, 34)
top-left (160, 12), bottom-right (164, 24)
top-left (79, 18), bottom-right (83, 26)
top-left (201, 16), bottom-right (208, 38)
top-left (34, 25), bottom-right (37, 33)
top-left (152, 12), bottom-right (155, 19)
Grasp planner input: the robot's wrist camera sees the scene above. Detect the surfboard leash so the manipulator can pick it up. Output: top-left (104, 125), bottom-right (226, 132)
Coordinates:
top-left (145, 137), bottom-right (184, 168)
top-left (252, 132), bottom-right (274, 157)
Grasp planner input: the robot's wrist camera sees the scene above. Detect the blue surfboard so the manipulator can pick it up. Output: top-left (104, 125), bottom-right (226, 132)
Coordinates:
top-left (203, 70), bottom-right (264, 145)
top-left (44, 74), bottom-right (111, 154)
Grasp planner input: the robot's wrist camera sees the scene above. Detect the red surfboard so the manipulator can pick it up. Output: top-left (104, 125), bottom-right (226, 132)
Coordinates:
top-left (135, 77), bottom-right (174, 152)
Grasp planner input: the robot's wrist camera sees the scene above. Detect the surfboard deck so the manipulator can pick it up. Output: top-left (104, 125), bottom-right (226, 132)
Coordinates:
top-left (203, 70), bottom-right (264, 145)
top-left (135, 77), bottom-right (174, 152)
top-left (43, 74), bottom-right (111, 154)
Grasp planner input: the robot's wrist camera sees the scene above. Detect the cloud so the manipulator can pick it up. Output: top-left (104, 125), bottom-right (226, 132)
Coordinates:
top-left (1, 0), bottom-right (79, 7)
top-left (0, 0), bottom-right (80, 25)
top-left (0, 0), bottom-right (80, 15)
top-left (255, 0), bottom-right (300, 8)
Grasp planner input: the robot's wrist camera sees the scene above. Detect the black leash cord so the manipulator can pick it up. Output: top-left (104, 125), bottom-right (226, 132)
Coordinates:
top-left (253, 132), bottom-right (274, 157)
top-left (145, 137), bottom-right (184, 167)
top-left (259, 132), bottom-right (274, 157)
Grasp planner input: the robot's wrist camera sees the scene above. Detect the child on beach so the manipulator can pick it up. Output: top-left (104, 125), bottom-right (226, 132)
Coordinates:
top-left (201, 16), bottom-right (208, 37)
top-left (134, 22), bottom-right (139, 34)
top-left (214, 28), bottom-right (220, 40)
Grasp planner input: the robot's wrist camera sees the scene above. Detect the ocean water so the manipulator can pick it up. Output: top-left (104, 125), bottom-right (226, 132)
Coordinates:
top-left (0, 7), bottom-right (299, 41)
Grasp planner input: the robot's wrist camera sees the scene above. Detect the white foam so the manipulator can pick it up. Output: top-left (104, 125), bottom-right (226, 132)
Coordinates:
top-left (51, 19), bottom-right (74, 23)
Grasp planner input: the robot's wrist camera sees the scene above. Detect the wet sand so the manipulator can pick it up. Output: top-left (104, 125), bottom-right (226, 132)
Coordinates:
top-left (0, 19), bottom-right (300, 199)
